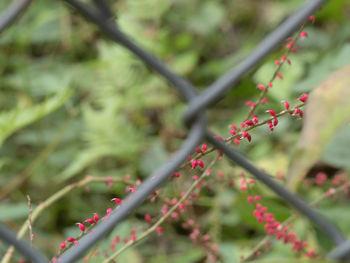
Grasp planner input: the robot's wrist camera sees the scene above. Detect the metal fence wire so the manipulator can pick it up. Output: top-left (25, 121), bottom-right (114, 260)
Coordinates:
top-left (1, 0), bottom-right (350, 262)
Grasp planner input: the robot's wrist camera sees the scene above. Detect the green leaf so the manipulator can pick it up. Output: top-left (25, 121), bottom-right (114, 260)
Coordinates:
top-left (170, 51), bottom-right (198, 75)
top-left (322, 123), bottom-right (350, 168)
top-left (0, 87), bottom-right (72, 146)
top-left (170, 248), bottom-right (203, 263)
top-left (332, 43), bottom-right (350, 69)
top-left (286, 65), bottom-right (350, 190)
top-left (292, 53), bottom-right (334, 93)
top-left (254, 56), bottom-right (304, 101)
top-left (219, 243), bottom-right (240, 263)
top-left (0, 203), bottom-right (29, 221)
top-left (139, 140), bottom-right (169, 177)
top-left (188, 2), bottom-right (225, 35)
top-left (293, 44), bottom-right (350, 93)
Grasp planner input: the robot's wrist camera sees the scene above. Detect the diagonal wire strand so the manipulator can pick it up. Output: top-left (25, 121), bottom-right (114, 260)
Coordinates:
top-left (182, 0), bottom-right (327, 126)
top-left (0, 0), bottom-right (32, 34)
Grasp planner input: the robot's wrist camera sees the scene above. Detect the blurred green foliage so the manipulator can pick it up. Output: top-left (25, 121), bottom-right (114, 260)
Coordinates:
top-left (0, 0), bottom-right (349, 262)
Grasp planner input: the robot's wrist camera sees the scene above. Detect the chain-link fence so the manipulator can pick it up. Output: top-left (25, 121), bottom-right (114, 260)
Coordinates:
top-left (1, 0), bottom-right (349, 262)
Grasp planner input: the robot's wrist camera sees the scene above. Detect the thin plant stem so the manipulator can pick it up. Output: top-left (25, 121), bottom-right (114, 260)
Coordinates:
top-left (102, 158), bottom-right (217, 263)
top-left (1, 176), bottom-right (134, 263)
top-left (0, 118), bottom-right (73, 200)
top-left (245, 22), bottom-right (307, 120)
top-left (179, 103), bottom-right (304, 169)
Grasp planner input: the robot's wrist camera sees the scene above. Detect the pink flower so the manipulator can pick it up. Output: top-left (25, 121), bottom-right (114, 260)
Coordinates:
top-left (66, 237), bottom-right (75, 242)
top-left (93, 213), bottom-right (99, 222)
top-left (76, 223), bottom-right (85, 231)
top-left (276, 73), bottom-right (283, 79)
top-left (266, 110), bottom-right (276, 117)
top-left (257, 84), bottom-right (265, 90)
top-left (242, 131), bottom-right (251, 142)
top-left (297, 93), bottom-right (308, 103)
top-left (298, 109), bottom-right (304, 118)
top-left (60, 242), bottom-right (66, 249)
top-left (144, 214), bottom-right (151, 222)
top-left (112, 198), bottom-right (121, 205)
top-left (84, 218), bottom-right (95, 224)
top-left (195, 148), bottom-right (202, 154)
top-left (267, 120), bottom-right (274, 131)
top-left (261, 97), bottom-right (268, 104)
top-left (300, 31), bottom-right (308, 37)
top-left (316, 172), bottom-right (327, 185)
top-left (156, 226), bottom-right (163, 234)
top-left (202, 144), bottom-right (208, 151)
top-left (245, 120), bottom-right (254, 127)
top-left (254, 195), bottom-right (261, 202)
top-left (245, 101), bottom-right (256, 108)
top-left (294, 108), bottom-right (301, 115)
top-left (253, 115), bottom-right (259, 124)
top-left (191, 160), bottom-right (198, 169)
top-left (197, 160), bottom-right (204, 168)
top-left (306, 248), bottom-right (316, 258)
top-left (282, 100), bottom-right (289, 110)
top-left (286, 41), bottom-right (294, 49)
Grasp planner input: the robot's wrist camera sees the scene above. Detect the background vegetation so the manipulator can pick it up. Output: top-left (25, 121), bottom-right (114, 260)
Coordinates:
top-left (0, 0), bottom-right (350, 262)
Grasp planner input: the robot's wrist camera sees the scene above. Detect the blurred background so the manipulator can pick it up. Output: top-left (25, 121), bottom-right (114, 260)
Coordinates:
top-left (0, 0), bottom-right (350, 262)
